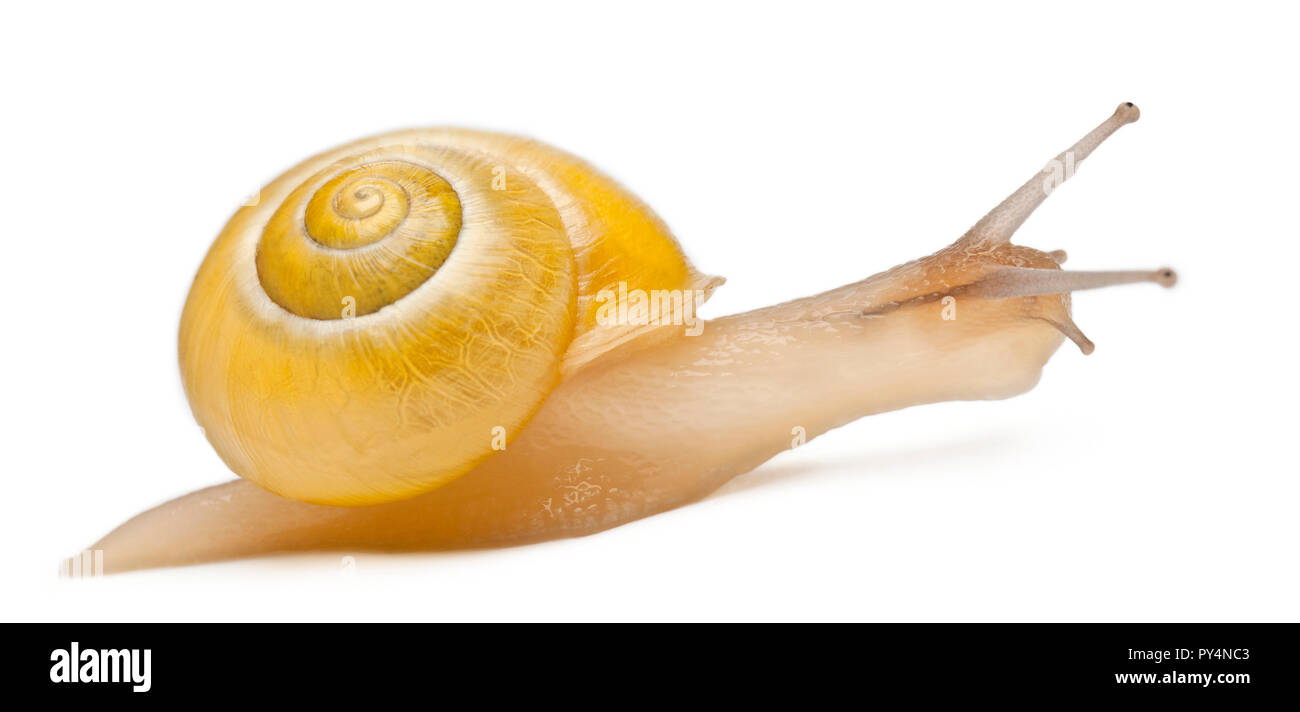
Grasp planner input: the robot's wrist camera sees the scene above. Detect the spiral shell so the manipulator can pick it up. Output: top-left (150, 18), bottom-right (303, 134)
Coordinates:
top-left (180, 129), bottom-right (719, 505)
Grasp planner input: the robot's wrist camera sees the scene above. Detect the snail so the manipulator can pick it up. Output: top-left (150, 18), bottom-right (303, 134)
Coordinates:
top-left (86, 102), bottom-right (1174, 574)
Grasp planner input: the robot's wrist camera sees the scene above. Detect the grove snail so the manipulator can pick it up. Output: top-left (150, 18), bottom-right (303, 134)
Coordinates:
top-left (88, 103), bottom-right (1174, 573)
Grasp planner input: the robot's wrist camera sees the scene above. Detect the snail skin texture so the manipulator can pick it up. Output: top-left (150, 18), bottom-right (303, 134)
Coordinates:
top-left (89, 103), bottom-right (1175, 574)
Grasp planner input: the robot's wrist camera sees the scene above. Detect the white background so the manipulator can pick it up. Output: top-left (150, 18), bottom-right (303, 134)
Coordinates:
top-left (2, 1), bottom-right (1296, 621)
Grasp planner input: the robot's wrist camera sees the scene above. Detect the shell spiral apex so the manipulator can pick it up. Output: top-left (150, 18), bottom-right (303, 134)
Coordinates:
top-left (179, 128), bottom-right (719, 506)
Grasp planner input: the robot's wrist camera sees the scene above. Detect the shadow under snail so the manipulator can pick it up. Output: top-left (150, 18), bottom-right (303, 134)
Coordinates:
top-left (87, 102), bottom-right (1175, 574)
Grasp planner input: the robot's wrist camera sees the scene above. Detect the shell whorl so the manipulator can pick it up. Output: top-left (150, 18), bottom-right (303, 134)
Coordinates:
top-left (179, 129), bottom-right (720, 506)
top-left (258, 156), bottom-right (464, 319)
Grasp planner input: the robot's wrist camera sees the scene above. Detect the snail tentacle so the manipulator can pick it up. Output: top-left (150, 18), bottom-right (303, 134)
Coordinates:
top-left (958, 102), bottom-right (1140, 249)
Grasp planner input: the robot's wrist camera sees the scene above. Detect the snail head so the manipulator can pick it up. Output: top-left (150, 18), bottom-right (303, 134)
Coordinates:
top-left (853, 102), bottom-right (1175, 357)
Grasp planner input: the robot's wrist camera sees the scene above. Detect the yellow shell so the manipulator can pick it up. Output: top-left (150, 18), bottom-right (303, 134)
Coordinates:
top-left (180, 128), bottom-right (720, 505)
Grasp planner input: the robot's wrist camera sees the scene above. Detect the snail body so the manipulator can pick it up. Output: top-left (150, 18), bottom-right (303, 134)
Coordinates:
top-left (93, 103), bottom-right (1175, 572)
